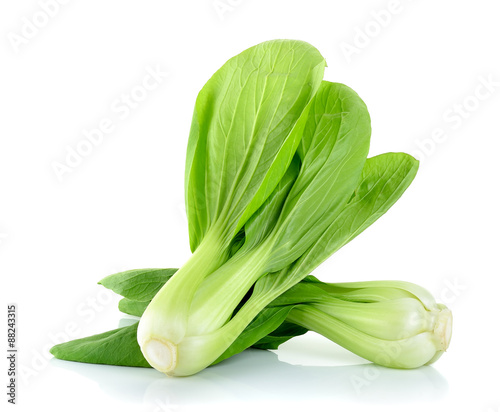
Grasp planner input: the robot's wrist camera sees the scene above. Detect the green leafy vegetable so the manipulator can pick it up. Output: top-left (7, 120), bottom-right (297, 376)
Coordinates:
top-left (49, 39), bottom-right (452, 377)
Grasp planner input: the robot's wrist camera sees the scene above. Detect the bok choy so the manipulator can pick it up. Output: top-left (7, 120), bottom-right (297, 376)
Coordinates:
top-left (49, 39), bottom-right (452, 377)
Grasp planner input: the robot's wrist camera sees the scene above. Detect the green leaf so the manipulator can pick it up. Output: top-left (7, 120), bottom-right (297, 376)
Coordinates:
top-left (289, 152), bottom-right (419, 278)
top-left (118, 298), bottom-right (148, 317)
top-left (243, 156), bottom-right (300, 250)
top-left (50, 323), bottom-right (150, 368)
top-left (257, 151), bottom-right (419, 299)
top-left (98, 268), bottom-right (177, 301)
top-left (265, 81), bottom-right (372, 272)
top-left (185, 39), bottom-right (326, 251)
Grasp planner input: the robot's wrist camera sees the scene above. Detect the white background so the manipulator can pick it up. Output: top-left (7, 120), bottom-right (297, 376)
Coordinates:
top-left (1, 1), bottom-right (499, 411)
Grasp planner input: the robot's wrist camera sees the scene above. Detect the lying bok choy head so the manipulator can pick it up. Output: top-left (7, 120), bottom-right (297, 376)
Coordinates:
top-left (258, 279), bottom-right (452, 369)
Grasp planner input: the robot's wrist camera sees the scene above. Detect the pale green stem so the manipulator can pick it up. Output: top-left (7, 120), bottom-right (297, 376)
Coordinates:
top-left (137, 227), bottom-right (228, 372)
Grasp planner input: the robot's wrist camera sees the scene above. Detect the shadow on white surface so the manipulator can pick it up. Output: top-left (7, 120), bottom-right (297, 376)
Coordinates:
top-left (50, 347), bottom-right (448, 407)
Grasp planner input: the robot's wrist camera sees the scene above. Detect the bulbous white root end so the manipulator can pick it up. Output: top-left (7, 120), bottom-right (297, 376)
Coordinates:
top-left (435, 307), bottom-right (453, 351)
top-left (142, 338), bottom-right (177, 374)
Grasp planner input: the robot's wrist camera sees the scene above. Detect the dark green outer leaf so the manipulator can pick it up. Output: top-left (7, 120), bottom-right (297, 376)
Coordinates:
top-left (252, 321), bottom-right (308, 350)
top-left (50, 323), bottom-right (150, 368)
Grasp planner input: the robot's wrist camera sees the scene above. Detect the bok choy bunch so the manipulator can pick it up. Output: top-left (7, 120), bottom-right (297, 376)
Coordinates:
top-left (50, 39), bottom-right (452, 377)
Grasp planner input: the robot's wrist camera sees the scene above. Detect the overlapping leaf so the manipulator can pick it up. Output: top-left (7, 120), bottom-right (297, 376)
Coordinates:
top-left (185, 40), bottom-right (326, 251)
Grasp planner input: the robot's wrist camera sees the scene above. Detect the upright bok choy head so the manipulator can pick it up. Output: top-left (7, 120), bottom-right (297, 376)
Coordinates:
top-left (137, 39), bottom-right (326, 372)
top-left (138, 78), bottom-right (372, 376)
